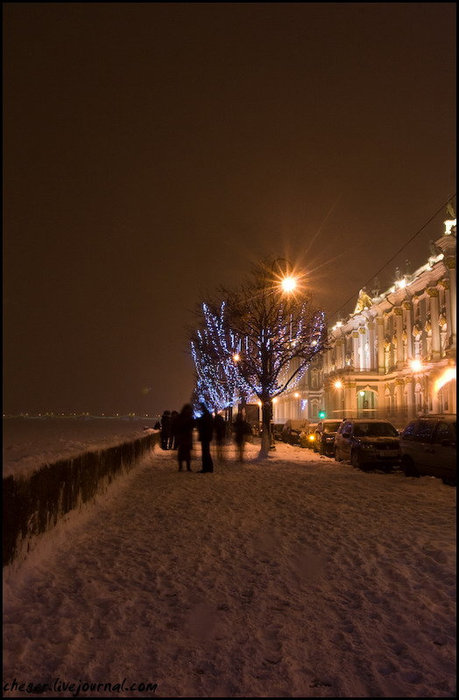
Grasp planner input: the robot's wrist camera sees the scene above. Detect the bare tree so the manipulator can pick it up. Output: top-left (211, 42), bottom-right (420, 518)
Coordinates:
top-left (191, 259), bottom-right (327, 458)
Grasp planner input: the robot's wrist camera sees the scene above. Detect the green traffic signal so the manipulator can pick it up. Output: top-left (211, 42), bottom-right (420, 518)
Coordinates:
top-left (318, 410), bottom-right (326, 419)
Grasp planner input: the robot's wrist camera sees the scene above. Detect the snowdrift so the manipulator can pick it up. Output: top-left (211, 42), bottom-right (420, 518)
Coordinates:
top-left (3, 432), bottom-right (159, 566)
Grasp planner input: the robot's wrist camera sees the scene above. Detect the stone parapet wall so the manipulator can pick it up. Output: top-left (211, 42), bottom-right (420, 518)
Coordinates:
top-left (3, 432), bottom-right (159, 567)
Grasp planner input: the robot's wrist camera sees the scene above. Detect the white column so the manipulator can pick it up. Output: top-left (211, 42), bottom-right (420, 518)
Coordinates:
top-left (445, 256), bottom-right (456, 346)
top-left (367, 322), bottom-right (375, 371)
top-left (405, 378), bottom-right (415, 420)
top-left (403, 302), bottom-right (413, 360)
top-left (376, 317), bottom-right (385, 374)
top-left (394, 379), bottom-right (404, 416)
top-left (394, 307), bottom-right (404, 368)
top-left (341, 336), bottom-right (347, 368)
top-left (352, 331), bottom-right (360, 370)
top-left (427, 288), bottom-right (441, 360)
top-left (359, 328), bottom-right (366, 370)
top-left (440, 279), bottom-right (451, 345)
top-left (344, 381), bottom-right (356, 416)
top-left (333, 341), bottom-right (340, 371)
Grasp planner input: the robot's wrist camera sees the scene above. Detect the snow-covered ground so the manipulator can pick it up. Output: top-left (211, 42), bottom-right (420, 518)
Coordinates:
top-left (3, 439), bottom-right (456, 698)
top-left (2, 417), bottom-right (158, 478)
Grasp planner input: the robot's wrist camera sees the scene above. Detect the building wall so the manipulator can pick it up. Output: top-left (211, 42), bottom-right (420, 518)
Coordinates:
top-left (273, 219), bottom-right (456, 428)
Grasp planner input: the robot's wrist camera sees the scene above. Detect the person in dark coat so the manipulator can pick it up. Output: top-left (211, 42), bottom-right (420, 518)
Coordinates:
top-left (175, 404), bottom-right (195, 472)
top-left (213, 413), bottom-right (226, 462)
top-left (160, 410), bottom-right (172, 450)
top-left (169, 410), bottom-right (179, 449)
top-left (197, 403), bottom-right (214, 473)
top-left (233, 412), bottom-right (252, 462)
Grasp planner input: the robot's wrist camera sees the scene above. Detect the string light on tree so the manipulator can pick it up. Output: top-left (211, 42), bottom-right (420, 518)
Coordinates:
top-left (190, 259), bottom-right (327, 457)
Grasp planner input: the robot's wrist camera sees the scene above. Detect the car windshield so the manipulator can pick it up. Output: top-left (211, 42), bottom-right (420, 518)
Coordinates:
top-left (323, 422), bottom-right (341, 432)
top-left (353, 422), bottom-right (398, 437)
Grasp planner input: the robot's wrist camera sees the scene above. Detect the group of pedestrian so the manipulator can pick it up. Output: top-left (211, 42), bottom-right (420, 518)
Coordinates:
top-left (158, 409), bottom-right (180, 450)
top-left (157, 404), bottom-right (252, 472)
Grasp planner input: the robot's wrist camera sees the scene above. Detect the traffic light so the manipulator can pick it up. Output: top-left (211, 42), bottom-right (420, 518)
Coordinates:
top-left (318, 410), bottom-right (327, 419)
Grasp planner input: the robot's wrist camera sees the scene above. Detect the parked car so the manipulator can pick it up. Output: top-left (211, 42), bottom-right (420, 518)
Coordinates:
top-left (281, 419), bottom-right (309, 445)
top-left (334, 419), bottom-right (401, 471)
top-left (299, 423), bottom-right (318, 449)
top-left (399, 414), bottom-right (456, 485)
top-left (314, 419), bottom-right (343, 455)
top-left (272, 423), bottom-right (284, 441)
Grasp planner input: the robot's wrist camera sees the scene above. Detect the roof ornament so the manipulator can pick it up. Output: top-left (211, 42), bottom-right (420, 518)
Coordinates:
top-left (353, 287), bottom-right (373, 314)
top-left (370, 276), bottom-right (381, 297)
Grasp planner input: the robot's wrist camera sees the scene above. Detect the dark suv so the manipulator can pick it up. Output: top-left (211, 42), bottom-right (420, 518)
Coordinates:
top-left (314, 419), bottom-right (342, 456)
top-left (399, 415), bottom-right (456, 485)
top-left (334, 419), bottom-right (401, 471)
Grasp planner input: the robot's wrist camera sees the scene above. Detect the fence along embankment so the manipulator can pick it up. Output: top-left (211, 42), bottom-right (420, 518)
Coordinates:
top-left (3, 432), bottom-right (159, 567)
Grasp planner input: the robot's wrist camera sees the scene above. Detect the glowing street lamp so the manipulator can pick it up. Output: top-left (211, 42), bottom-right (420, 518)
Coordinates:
top-left (232, 352), bottom-right (241, 362)
top-left (434, 366), bottom-right (456, 393)
top-left (410, 359), bottom-right (423, 373)
top-left (281, 276), bottom-right (297, 293)
top-left (334, 380), bottom-right (343, 390)
top-left (270, 258), bottom-right (299, 295)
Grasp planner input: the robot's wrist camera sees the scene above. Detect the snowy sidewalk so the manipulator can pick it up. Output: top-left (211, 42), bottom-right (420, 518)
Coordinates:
top-left (3, 441), bottom-right (456, 698)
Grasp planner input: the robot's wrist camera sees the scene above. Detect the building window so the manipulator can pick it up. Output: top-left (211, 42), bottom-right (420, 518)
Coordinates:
top-left (311, 370), bottom-right (319, 390)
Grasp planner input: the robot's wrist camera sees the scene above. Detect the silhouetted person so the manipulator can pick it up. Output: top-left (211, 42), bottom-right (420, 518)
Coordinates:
top-left (214, 413), bottom-right (226, 462)
top-left (169, 410), bottom-right (179, 449)
top-left (197, 403), bottom-right (214, 473)
top-left (233, 412), bottom-right (252, 462)
top-left (160, 410), bottom-right (171, 450)
top-left (175, 404), bottom-right (195, 472)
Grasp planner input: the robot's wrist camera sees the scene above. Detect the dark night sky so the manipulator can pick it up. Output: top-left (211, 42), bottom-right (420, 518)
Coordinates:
top-left (3, 2), bottom-right (456, 416)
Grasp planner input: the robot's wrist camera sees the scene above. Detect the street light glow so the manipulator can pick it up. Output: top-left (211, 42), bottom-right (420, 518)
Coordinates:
top-left (434, 366), bottom-right (456, 393)
top-left (334, 380), bottom-right (343, 389)
top-left (232, 353), bottom-right (240, 362)
top-left (410, 359), bottom-right (423, 373)
top-left (281, 276), bottom-right (297, 293)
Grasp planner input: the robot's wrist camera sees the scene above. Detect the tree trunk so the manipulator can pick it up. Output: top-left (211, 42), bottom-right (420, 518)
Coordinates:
top-left (259, 398), bottom-right (272, 458)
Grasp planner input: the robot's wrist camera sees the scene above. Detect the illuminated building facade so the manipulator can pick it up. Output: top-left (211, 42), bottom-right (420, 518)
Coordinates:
top-left (273, 217), bottom-right (456, 427)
